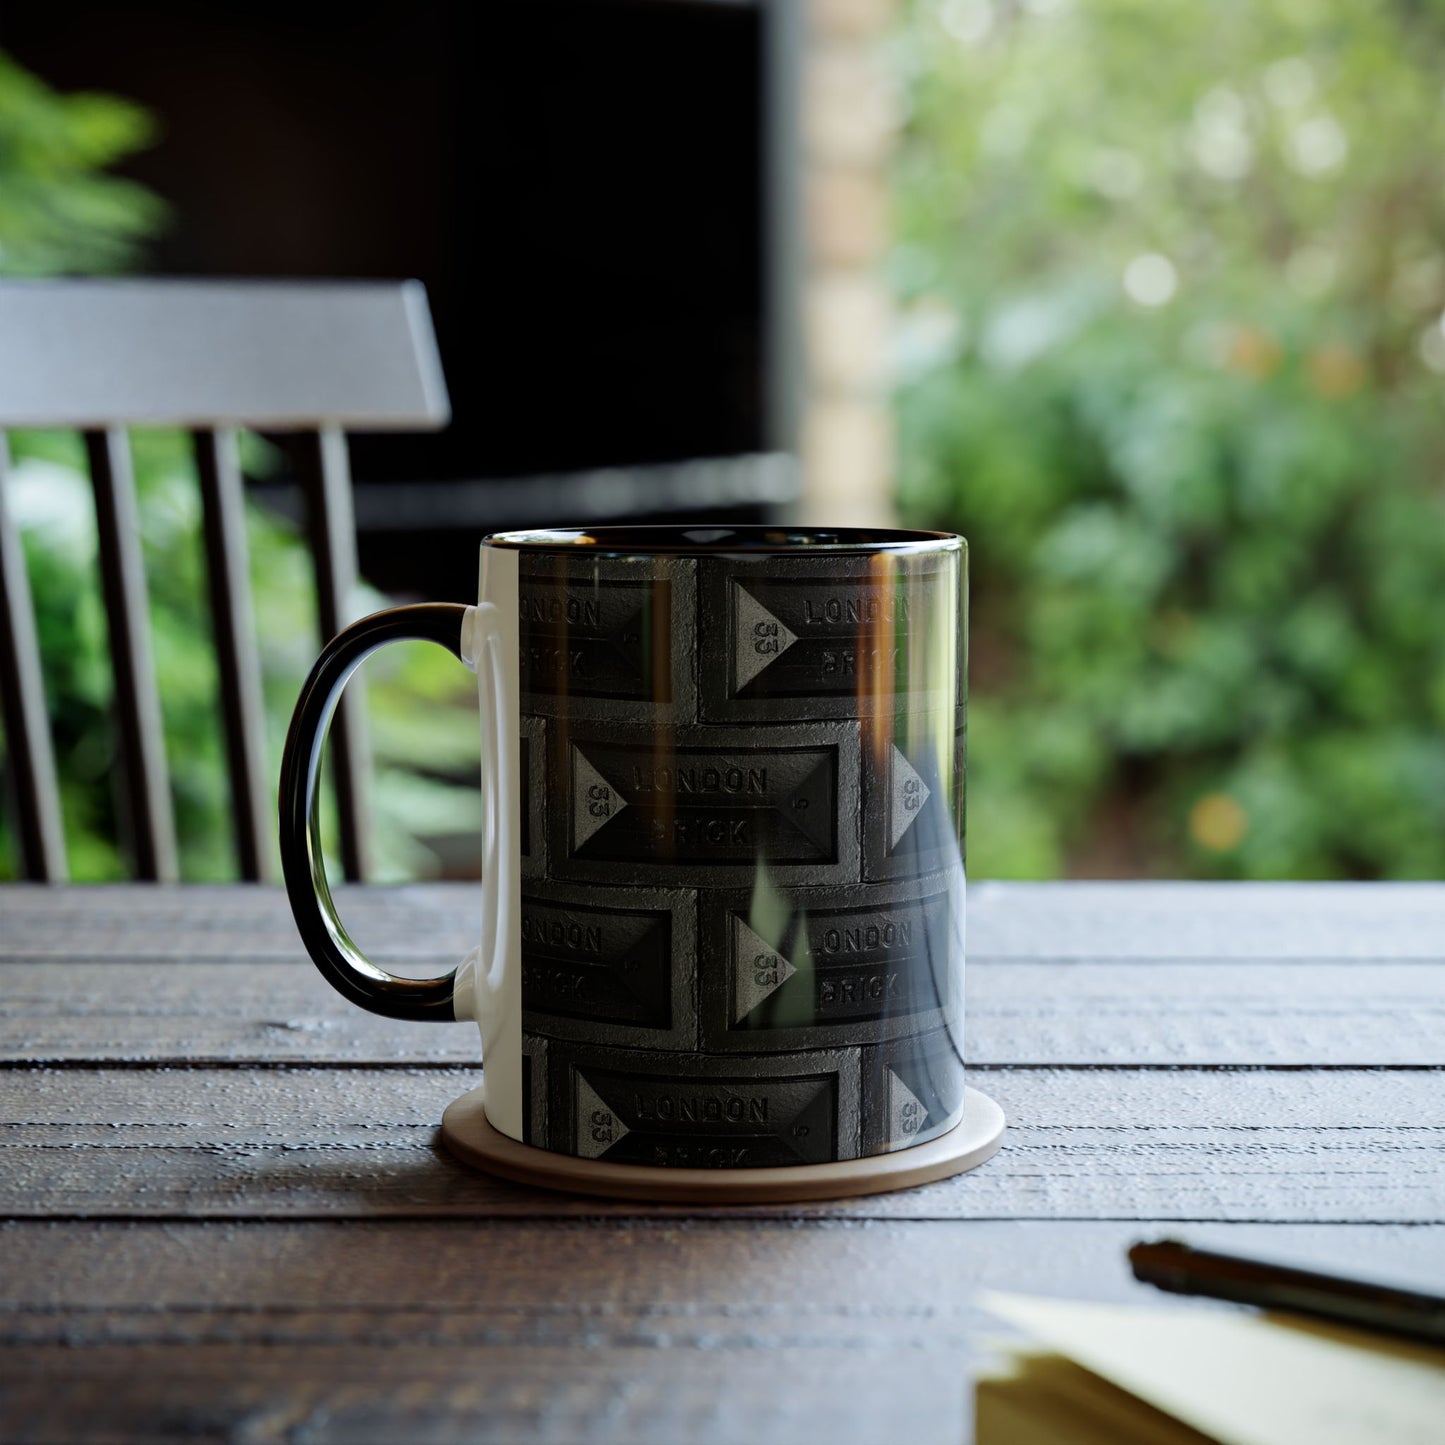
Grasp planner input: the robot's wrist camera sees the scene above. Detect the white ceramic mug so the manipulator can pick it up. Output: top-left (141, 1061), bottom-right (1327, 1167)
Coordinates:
top-left (281, 525), bottom-right (968, 1170)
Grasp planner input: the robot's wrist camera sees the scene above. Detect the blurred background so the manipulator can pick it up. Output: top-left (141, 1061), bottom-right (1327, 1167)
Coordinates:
top-left (1, 0), bottom-right (1442, 882)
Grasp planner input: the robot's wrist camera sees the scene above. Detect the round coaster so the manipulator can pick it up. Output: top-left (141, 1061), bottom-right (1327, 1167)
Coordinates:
top-left (440, 1085), bottom-right (1005, 1204)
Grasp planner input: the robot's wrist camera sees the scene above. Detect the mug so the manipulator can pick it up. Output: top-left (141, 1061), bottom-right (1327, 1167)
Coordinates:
top-left (280, 526), bottom-right (968, 1171)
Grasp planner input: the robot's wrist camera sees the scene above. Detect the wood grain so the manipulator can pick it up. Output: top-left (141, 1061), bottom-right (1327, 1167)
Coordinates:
top-left (3, 1219), bottom-right (1436, 1339)
top-left (0, 884), bottom-right (479, 961)
top-left (2, 1066), bottom-right (1439, 1222)
top-left (4, 959), bottom-right (1443, 1067)
top-left (4, 882), bottom-right (1442, 961)
top-left (965, 880), bottom-right (1445, 960)
top-left (2, 883), bottom-right (1441, 1445)
top-left (0, 1220), bottom-right (1438, 1445)
top-left (0, 1343), bottom-right (965, 1445)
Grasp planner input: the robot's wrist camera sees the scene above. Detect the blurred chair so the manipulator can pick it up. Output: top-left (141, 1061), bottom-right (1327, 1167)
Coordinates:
top-left (0, 279), bottom-right (450, 884)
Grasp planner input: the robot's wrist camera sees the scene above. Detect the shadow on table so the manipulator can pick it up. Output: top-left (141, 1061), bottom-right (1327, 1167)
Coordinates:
top-left (975, 1355), bottom-right (1214, 1445)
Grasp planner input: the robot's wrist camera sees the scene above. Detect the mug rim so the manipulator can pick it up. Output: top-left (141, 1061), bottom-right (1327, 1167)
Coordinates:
top-left (483, 524), bottom-right (965, 556)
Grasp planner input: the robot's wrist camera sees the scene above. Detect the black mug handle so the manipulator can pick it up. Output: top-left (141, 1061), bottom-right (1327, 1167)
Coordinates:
top-left (279, 602), bottom-right (473, 1021)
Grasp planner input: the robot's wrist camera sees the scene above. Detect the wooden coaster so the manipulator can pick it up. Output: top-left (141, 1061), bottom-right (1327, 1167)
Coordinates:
top-left (440, 1085), bottom-right (1005, 1203)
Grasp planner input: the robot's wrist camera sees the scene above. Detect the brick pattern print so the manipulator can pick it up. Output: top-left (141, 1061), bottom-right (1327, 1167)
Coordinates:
top-left (516, 548), bottom-right (966, 1165)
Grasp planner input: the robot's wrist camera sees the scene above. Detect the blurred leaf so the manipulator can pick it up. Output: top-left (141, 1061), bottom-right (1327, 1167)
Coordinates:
top-left (0, 49), bottom-right (166, 274)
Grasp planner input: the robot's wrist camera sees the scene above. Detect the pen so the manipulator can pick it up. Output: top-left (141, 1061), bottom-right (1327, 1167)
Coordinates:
top-left (1128, 1239), bottom-right (1445, 1348)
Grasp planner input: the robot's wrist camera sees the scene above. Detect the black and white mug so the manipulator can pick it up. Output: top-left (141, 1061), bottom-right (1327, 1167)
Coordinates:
top-left (281, 526), bottom-right (968, 1169)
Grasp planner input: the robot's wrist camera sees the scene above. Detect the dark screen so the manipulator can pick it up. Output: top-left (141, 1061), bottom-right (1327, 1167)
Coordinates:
top-left (1, 0), bottom-right (765, 486)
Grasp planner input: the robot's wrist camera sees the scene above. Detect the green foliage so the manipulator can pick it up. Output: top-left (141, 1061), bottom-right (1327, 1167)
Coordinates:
top-left (0, 51), bottom-right (166, 272)
top-left (894, 0), bottom-right (1445, 878)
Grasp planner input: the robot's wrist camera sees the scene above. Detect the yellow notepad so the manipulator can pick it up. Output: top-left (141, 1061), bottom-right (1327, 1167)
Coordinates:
top-left (977, 1292), bottom-right (1445, 1445)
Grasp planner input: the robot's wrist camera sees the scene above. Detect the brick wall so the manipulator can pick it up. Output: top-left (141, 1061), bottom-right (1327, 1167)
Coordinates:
top-left (801, 0), bottom-right (898, 527)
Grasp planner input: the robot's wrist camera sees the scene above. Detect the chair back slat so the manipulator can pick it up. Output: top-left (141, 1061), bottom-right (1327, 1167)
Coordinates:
top-left (295, 426), bottom-right (371, 883)
top-left (0, 433), bottom-right (69, 881)
top-left (193, 428), bottom-right (271, 883)
top-left (85, 428), bottom-right (179, 883)
top-left (0, 281), bottom-right (449, 430)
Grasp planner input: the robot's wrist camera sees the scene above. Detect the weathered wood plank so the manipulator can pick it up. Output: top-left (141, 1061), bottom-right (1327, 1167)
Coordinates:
top-left (3, 960), bottom-right (1442, 1067)
top-left (967, 961), bottom-right (1445, 1065)
top-left (0, 885), bottom-right (481, 961)
top-left (3, 883), bottom-right (1441, 962)
top-left (1, 1067), bottom-right (1438, 1222)
top-left (0, 880), bottom-right (1435, 1445)
top-left (3, 1219), bottom-right (1436, 1340)
top-left (0, 1220), bottom-right (1436, 1445)
top-left (967, 880), bottom-right (1445, 960)
top-left (0, 1344), bottom-right (961, 1445)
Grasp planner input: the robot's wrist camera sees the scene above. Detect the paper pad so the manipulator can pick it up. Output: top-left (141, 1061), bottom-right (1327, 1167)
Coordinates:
top-left (978, 1292), bottom-right (1445, 1445)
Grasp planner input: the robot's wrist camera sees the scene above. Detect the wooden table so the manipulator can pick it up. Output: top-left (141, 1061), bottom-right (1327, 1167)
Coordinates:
top-left (2, 882), bottom-right (1441, 1442)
